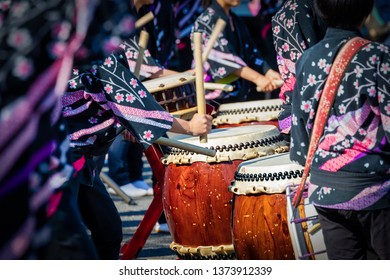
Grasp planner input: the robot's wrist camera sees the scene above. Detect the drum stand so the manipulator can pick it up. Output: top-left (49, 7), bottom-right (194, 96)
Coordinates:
top-left (119, 143), bottom-right (166, 259)
top-left (119, 104), bottom-right (215, 259)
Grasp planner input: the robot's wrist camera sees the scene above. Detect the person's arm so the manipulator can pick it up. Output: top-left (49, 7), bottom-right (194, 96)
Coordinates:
top-left (148, 68), bottom-right (179, 79)
top-left (272, 0), bottom-right (326, 101)
top-left (233, 66), bottom-right (277, 92)
top-left (123, 113), bottom-right (212, 141)
top-left (170, 113), bottom-right (212, 136)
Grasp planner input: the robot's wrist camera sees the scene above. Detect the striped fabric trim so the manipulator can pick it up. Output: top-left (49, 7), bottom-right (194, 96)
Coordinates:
top-left (69, 118), bottom-right (116, 140)
top-left (63, 100), bottom-right (93, 117)
top-left (62, 90), bottom-right (85, 106)
top-left (0, 141), bottom-right (54, 197)
top-left (0, 116), bottom-right (40, 183)
top-left (109, 102), bottom-right (173, 122)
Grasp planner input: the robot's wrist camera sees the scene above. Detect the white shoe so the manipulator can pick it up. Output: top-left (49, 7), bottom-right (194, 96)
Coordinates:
top-left (132, 180), bottom-right (153, 196)
top-left (107, 187), bottom-right (116, 195)
top-left (154, 222), bottom-right (170, 234)
top-left (121, 183), bottom-right (148, 197)
top-left (107, 183), bottom-right (147, 198)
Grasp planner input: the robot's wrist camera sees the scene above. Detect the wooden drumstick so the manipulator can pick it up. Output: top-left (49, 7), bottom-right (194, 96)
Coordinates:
top-left (204, 82), bottom-right (233, 92)
top-left (100, 173), bottom-right (136, 205)
top-left (156, 137), bottom-right (216, 157)
top-left (134, 11), bottom-right (154, 29)
top-left (117, 126), bottom-right (216, 157)
top-left (134, 30), bottom-right (149, 79)
top-left (202, 18), bottom-right (226, 63)
top-left (193, 32), bottom-right (207, 143)
top-left (171, 107), bottom-right (198, 118)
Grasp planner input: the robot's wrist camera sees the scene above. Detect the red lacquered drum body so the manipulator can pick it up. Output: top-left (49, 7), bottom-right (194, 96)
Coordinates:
top-left (162, 125), bottom-right (288, 259)
top-left (229, 153), bottom-right (302, 259)
top-left (212, 99), bottom-right (282, 128)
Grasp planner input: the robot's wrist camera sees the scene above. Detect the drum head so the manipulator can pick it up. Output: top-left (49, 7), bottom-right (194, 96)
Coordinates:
top-left (213, 99), bottom-right (282, 125)
top-left (229, 153), bottom-right (303, 195)
top-left (162, 125), bottom-right (289, 164)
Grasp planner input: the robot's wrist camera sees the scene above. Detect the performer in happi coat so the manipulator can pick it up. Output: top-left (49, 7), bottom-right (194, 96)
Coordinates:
top-left (191, 0), bottom-right (282, 103)
top-left (0, 0), bottom-right (99, 259)
top-left (61, 35), bottom-right (212, 259)
top-left (290, 0), bottom-right (390, 259)
top-left (173, 0), bottom-right (204, 71)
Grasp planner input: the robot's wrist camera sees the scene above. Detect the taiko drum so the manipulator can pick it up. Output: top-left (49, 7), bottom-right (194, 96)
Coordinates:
top-left (229, 153), bottom-right (301, 259)
top-left (161, 125), bottom-right (288, 259)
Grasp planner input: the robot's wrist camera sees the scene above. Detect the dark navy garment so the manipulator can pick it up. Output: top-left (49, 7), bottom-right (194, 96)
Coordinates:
top-left (192, 1), bottom-right (271, 102)
top-left (290, 28), bottom-right (390, 210)
top-left (272, 0), bottom-right (327, 133)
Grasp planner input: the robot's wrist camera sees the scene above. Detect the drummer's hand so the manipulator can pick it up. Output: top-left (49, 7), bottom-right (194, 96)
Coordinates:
top-left (122, 130), bottom-right (137, 142)
top-left (185, 68), bottom-right (196, 75)
top-left (254, 74), bottom-right (274, 93)
top-left (265, 69), bottom-right (284, 88)
top-left (188, 113), bottom-right (213, 136)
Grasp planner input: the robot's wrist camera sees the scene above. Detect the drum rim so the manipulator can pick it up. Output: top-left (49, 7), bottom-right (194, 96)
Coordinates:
top-left (143, 72), bottom-right (195, 93)
top-left (230, 153), bottom-right (303, 195)
top-left (162, 125), bottom-right (289, 165)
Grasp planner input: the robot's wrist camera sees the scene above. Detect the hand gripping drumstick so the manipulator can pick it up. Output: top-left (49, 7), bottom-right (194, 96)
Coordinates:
top-left (134, 30), bottom-right (149, 79)
top-left (134, 11), bottom-right (154, 29)
top-left (193, 32), bottom-right (208, 143)
top-left (202, 18), bottom-right (226, 63)
top-left (256, 79), bottom-right (284, 92)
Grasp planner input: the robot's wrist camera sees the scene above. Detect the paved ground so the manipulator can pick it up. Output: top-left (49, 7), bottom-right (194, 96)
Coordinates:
top-left (111, 192), bottom-right (177, 260)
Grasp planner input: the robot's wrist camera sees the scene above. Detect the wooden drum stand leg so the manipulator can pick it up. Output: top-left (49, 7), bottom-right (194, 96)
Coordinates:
top-left (120, 144), bottom-right (165, 260)
top-left (119, 104), bottom-right (216, 259)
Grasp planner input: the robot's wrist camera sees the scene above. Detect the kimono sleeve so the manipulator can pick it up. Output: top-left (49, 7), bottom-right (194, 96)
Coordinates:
top-left (376, 47), bottom-right (390, 142)
top-left (233, 14), bottom-right (271, 76)
top-left (272, 0), bottom-right (326, 101)
top-left (119, 36), bottom-right (163, 81)
top-left (96, 47), bottom-right (173, 149)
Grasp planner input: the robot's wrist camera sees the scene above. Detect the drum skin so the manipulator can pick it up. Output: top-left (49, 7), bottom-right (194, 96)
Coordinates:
top-left (232, 194), bottom-right (295, 260)
top-left (163, 161), bottom-right (240, 256)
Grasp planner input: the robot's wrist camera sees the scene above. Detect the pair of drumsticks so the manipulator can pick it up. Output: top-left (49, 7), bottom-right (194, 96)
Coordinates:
top-left (133, 12), bottom-right (216, 154)
top-left (133, 11), bottom-right (282, 148)
top-left (193, 18), bottom-right (227, 143)
top-left (134, 12), bottom-right (225, 112)
top-left (133, 13), bottom-right (226, 145)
